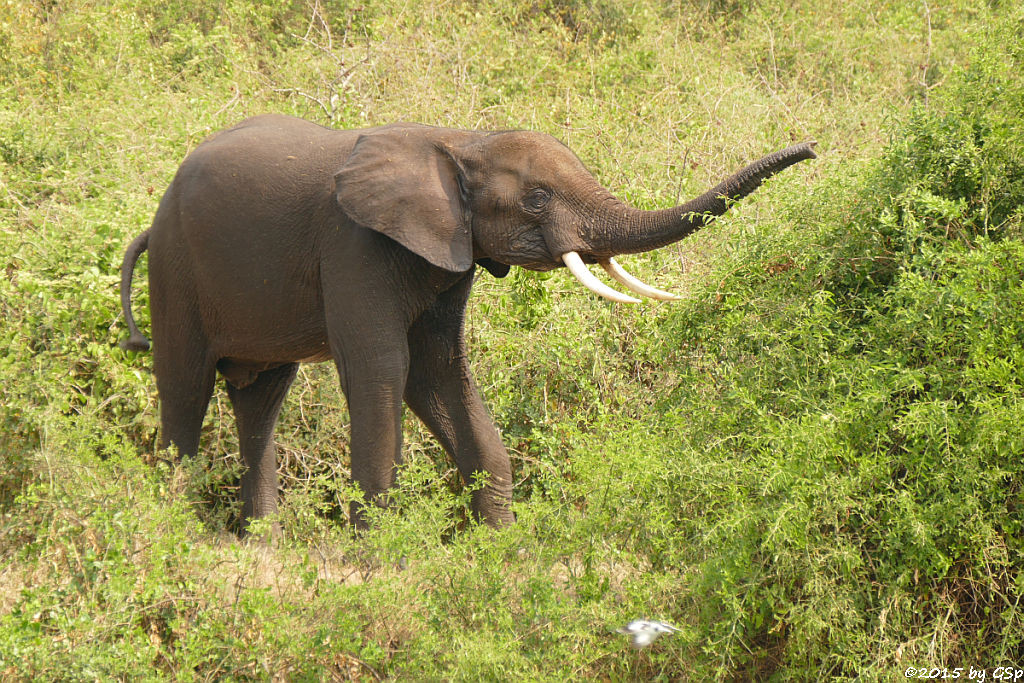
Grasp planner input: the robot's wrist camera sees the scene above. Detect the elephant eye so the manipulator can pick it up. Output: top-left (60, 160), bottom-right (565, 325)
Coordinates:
top-left (522, 188), bottom-right (552, 212)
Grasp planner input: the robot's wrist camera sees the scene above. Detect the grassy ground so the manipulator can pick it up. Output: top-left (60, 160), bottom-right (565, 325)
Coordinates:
top-left (1, 0), bottom-right (1023, 678)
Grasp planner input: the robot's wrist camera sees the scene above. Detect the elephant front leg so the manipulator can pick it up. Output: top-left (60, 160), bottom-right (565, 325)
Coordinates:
top-left (405, 365), bottom-right (515, 527)
top-left (404, 280), bottom-right (515, 527)
top-left (332, 343), bottom-right (411, 529)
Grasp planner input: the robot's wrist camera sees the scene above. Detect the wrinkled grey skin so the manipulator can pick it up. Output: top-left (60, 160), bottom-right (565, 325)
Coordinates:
top-left (120, 114), bottom-right (815, 532)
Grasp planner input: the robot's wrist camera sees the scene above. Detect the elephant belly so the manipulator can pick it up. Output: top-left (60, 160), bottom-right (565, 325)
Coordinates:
top-left (207, 320), bottom-right (331, 369)
top-left (190, 243), bottom-right (331, 365)
top-left (216, 346), bottom-right (330, 389)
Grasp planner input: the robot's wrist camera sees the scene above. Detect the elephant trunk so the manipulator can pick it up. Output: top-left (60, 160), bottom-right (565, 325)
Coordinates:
top-left (588, 141), bottom-right (817, 258)
top-left (562, 141), bottom-right (816, 302)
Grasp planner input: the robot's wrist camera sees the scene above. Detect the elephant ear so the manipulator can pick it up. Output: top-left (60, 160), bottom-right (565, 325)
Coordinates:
top-left (334, 124), bottom-right (474, 273)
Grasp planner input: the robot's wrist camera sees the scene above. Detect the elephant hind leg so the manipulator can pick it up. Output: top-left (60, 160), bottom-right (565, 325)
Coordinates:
top-left (155, 348), bottom-right (217, 460)
top-left (224, 362), bottom-right (298, 534)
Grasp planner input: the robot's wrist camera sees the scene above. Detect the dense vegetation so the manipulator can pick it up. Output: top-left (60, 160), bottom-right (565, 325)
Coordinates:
top-left (1, 0), bottom-right (1022, 678)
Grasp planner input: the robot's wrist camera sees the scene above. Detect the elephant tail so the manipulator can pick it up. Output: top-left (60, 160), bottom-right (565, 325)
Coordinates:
top-left (120, 230), bottom-right (151, 351)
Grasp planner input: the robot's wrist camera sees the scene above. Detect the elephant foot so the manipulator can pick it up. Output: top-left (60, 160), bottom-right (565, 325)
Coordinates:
top-left (348, 492), bottom-right (391, 531)
top-left (481, 508), bottom-right (516, 528)
top-left (240, 517), bottom-right (283, 544)
top-left (474, 492), bottom-right (515, 528)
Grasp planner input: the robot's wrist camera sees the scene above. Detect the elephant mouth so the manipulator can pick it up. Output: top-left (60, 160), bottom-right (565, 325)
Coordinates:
top-left (505, 226), bottom-right (559, 271)
top-left (510, 224), bottom-right (679, 301)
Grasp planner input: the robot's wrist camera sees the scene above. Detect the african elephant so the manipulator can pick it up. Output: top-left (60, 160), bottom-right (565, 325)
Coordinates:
top-left (120, 114), bottom-right (815, 531)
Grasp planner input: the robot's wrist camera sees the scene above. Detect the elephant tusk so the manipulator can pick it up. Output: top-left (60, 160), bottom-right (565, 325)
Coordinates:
top-left (561, 251), bottom-right (640, 304)
top-left (600, 258), bottom-right (680, 301)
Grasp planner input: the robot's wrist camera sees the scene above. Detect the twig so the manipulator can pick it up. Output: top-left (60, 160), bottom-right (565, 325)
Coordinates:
top-left (334, 56), bottom-right (369, 91)
top-left (917, 1), bottom-right (945, 101)
top-left (271, 87), bottom-right (333, 119)
top-left (757, 72), bottom-right (806, 137)
top-left (291, 31), bottom-right (345, 70)
top-left (351, 653), bottom-right (384, 681)
top-left (302, 0), bottom-right (333, 51)
top-left (212, 84), bottom-right (241, 118)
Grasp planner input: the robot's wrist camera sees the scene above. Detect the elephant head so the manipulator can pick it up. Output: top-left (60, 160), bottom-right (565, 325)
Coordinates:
top-left (334, 124), bottom-right (816, 302)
